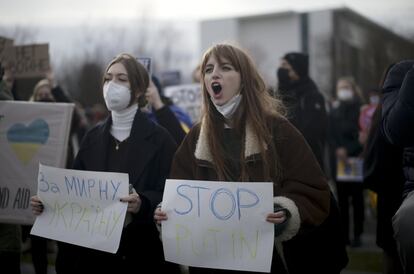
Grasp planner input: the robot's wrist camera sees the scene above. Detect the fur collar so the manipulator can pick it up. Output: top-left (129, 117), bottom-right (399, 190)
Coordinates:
top-left (194, 119), bottom-right (261, 162)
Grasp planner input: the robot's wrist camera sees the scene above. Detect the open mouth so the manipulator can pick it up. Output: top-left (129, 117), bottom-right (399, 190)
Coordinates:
top-left (211, 83), bottom-right (222, 94)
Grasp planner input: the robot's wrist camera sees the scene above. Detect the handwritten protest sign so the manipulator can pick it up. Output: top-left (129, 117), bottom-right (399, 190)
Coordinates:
top-left (162, 179), bottom-right (274, 273)
top-left (31, 164), bottom-right (129, 253)
top-left (336, 157), bottom-right (363, 182)
top-left (164, 83), bottom-right (202, 123)
top-left (0, 101), bottom-right (73, 224)
top-left (11, 44), bottom-right (49, 78)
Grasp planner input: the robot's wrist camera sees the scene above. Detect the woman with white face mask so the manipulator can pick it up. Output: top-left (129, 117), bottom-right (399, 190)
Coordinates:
top-left (154, 44), bottom-right (331, 274)
top-left (30, 53), bottom-right (180, 274)
top-left (329, 76), bottom-right (365, 248)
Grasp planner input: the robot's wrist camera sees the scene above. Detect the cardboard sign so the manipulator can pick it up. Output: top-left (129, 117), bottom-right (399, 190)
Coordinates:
top-left (336, 157), bottom-right (363, 182)
top-left (12, 44), bottom-right (50, 78)
top-left (0, 101), bottom-right (74, 224)
top-left (164, 83), bottom-right (202, 123)
top-left (161, 179), bottom-right (274, 273)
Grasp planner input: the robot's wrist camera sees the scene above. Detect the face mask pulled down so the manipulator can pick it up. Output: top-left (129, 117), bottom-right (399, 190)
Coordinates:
top-left (103, 81), bottom-right (131, 111)
top-left (212, 93), bottom-right (242, 119)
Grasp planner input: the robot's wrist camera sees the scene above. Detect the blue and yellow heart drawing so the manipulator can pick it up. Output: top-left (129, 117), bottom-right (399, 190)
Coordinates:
top-left (7, 119), bottom-right (49, 164)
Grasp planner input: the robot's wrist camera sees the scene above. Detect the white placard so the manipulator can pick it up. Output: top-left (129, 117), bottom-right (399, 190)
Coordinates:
top-left (163, 83), bottom-right (202, 123)
top-left (162, 179), bottom-right (274, 273)
top-left (30, 164), bottom-right (128, 254)
top-left (0, 101), bottom-right (74, 224)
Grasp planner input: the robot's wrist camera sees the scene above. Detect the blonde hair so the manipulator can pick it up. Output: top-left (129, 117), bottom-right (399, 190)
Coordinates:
top-left (30, 79), bottom-right (51, 101)
top-left (337, 76), bottom-right (365, 103)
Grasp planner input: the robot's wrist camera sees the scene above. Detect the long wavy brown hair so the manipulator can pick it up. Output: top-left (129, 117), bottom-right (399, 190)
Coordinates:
top-left (200, 43), bottom-right (285, 181)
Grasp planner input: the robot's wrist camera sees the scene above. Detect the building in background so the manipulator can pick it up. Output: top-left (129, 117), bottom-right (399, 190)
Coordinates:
top-left (200, 7), bottom-right (414, 99)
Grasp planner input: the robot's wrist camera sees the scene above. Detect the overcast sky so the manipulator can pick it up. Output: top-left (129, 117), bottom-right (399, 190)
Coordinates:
top-left (1, 0), bottom-right (413, 28)
top-left (1, 0), bottom-right (413, 78)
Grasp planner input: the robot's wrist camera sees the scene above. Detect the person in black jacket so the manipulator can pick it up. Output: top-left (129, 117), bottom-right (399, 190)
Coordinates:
top-left (276, 52), bottom-right (328, 170)
top-left (329, 76), bottom-right (365, 247)
top-left (362, 64), bottom-right (404, 274)
top-left (380, 60), bottom-right (414, 274)
top-left (276, 52), bottom-right (347, 273)
top-left (30, 53), bottom-right (180, 274)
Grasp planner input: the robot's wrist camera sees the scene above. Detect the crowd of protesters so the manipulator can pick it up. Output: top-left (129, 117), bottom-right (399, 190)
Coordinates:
top-left (1, 41), bottom-right (413, 274)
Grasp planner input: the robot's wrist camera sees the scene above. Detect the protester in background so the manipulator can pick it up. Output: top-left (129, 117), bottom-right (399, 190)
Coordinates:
top-left (358, 88), bottom-right (380, 146)
top-left (363, 63), bottom-right (405, 274)
top-left (19, 79), bottom-right (61, 274)
top-left (0, 61), bottom-right (17, 100)
top-left (329, 76), bottom-right (365, 247)
top-left (379, 60), bottom-right (414, 274)
top-left (30, 53), bottom-right (180, 274)
top-left (144, 75), bottom-right (192, 144)
top-left (85, 103), bottom-right (108, 126)
top-left (192, 63), bottom-right (201, 83)
top-left (0, 62), bottom-right (21, 274)
top-left (364, 106), bottom-right (405, 274)
top-left (276, 52), bottom-right (328, 171)
top-left (27, 77), bottom-right (88, 274)
top-left (155, 43), bottom-right (332, 274)
top-left (275, 56), bottom-right (347, 271)
top-left (31, 73), bottom-right (88, 167)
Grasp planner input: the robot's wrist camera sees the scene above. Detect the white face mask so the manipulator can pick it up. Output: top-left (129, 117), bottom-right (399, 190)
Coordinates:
top-left (337, 88), bottom-right (353, 101)
top-left (369, 95), bottom-right (380, 105)
top-left (103, 81), bottom-right (131, 111)
top-left (212, 93), bottom-right (242, 119)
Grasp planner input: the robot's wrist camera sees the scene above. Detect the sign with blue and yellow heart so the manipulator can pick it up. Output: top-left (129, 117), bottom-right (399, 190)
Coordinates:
top-left (7, 119), bottom-right (49, 164)
top-left (0, 101), bottom-right (74, 224)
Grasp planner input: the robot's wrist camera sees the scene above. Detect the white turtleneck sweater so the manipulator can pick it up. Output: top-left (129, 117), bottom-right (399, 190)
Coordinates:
top-left (110, 104), bottom-right (138, 142)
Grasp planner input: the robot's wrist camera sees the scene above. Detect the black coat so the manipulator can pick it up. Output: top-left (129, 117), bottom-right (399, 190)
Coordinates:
top-left (363, 105), bottom-right (404, 251)
top-left (278, 78), bottom-right (328, 169)
top-left (381, 60), bottom-right (414, 197)
top-left (55, 109), bottom-right (179, 274)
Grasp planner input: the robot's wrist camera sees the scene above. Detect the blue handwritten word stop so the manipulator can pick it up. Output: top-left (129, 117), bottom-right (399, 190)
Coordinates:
top-left (174, 184), bottom-right (260, 220)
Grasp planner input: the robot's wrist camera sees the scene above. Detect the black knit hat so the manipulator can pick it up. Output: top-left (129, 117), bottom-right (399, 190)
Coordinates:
top-left (283, 52), bottom-right (309, 78)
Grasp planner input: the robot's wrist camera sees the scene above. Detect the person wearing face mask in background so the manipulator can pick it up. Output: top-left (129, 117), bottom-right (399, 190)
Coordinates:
top-left (329, 76), bottom-right (365, 248)
top-left (276, 53), bottom-right (348, 273)
top-left (155, 43), bottom-right (334, 274)
top-left (276, 52), bottom-right (328, 172)
top-left (30, 53), bottom-right (180, 274)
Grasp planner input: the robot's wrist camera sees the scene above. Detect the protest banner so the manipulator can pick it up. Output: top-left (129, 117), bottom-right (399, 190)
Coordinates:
top-left (30, 164), bottom-right (128, 253)
top-left (164, 83), bottom-right (202, 122)
top-left (12, 43), bottom-right (50, 78)
top-left (6, 43), bottom-right (50, 99)
top-left (162, 179), bottom-right (274, 273)
top-left (0, 101), bottom-right (74, 224)
top-left (336, 157), bottom-right (363, 182)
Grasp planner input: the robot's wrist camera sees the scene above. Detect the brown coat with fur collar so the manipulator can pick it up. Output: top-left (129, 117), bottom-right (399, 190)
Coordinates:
top-left (169, 116), bottom-right (330, 239)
